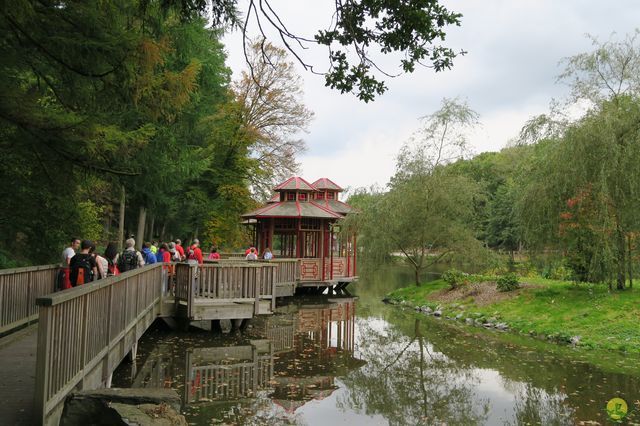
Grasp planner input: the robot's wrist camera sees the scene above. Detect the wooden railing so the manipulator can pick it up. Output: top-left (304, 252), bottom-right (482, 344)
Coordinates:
top-left (265, 259), bottom-right (298, 283)
top-left (175, 263), bottom-right (278, 317)
top-left (34, 264), bottom-right (166, 425)
top-left (0, 264), bottom-right (58, 334)
top-left (185, 343), bottom-right (273, 403)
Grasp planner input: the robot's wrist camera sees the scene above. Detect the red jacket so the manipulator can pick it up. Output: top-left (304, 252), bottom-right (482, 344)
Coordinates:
top-left (188, 245), bottom-right (203, 265)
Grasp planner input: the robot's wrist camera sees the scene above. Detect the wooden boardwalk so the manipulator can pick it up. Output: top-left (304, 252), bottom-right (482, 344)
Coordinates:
top-left (0, 324), bottom-right (38, 425)
top-left (0, 260), bottom-right (300, 425)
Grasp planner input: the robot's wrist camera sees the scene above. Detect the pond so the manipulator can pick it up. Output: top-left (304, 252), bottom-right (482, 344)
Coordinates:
top-left (113, 266), bottom-right (640, 425)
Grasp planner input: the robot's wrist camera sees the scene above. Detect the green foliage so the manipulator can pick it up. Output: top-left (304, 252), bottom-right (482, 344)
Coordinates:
top-left (541, 261), bottom-right (574, 281)
top-left (496, 273), bottom-right (520, 292)
top-left (76, 201), bottom-right (104, 243)
top-left (442, 269), bottom-right (470, 290)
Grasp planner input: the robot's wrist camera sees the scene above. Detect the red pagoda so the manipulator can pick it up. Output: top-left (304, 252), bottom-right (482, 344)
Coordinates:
top-left (242, 177), bottom-right (357, 291)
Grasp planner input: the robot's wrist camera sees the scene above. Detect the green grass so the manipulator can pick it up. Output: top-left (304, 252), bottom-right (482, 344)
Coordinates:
top-left (386, 278), bottom-right (640, 353)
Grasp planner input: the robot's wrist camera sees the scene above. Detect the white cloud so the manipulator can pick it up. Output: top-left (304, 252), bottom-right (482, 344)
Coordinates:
top-left (222, 0), bottom-right (640, 189)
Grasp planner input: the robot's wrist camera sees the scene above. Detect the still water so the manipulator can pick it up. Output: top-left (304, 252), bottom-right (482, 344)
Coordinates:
top-left (113, 267), bottom-right (640, 425)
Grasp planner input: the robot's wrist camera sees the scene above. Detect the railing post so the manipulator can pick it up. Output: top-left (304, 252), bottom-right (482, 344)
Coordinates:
top-left (270, 266), bottom-right (276, 311)
top-left (34, 305), bottom-right (51, 424)
top-left (254, 267), bottom-right (260, 315)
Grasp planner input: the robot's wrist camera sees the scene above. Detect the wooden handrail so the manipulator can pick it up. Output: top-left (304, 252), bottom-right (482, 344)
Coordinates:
top-left (36, 264), bottom-right (163, 307)
top-left (0, 264), bottom-right (58, 275)
top-left (0, 264), bottom-right (58, 334)
top-left (34, 264), bottom-right (165, 424)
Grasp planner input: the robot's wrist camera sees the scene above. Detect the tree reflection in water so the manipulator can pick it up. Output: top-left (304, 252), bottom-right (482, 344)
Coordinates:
top-left (339, 317), bottom-right (490, 425)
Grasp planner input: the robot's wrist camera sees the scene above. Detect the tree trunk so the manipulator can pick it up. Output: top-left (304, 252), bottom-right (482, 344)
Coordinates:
top-left (628, 234), bottom-right (633, 289)
top-left (148, 215), bottom-right (155, 242)
top-left (414, 267), bottom-right (421, 286)
top-left (136, 206), bottom-right (147, 250)
top-left (616, 225), bottom-right (626, 290)
top-left (118, 186), bottom-right (125, 251)
top-left (160, 223), bottom-right (166, 242)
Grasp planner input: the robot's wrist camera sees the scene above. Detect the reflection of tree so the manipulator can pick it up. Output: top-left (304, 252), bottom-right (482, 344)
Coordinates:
top-left (338, 318), bottom-right (489, 425)
top-left (504, 383), bottom-right (573, 426)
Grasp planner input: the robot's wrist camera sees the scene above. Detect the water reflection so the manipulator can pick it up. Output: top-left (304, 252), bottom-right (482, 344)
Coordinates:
top-left (113, 266), bottom-right (640, 425)
top-left (114, 297), bottom-right (363, 424)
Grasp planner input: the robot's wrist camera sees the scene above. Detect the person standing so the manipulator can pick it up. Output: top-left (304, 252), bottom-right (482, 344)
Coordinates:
top-left (115, 238), bottom-right (145, 272)
top-left (263, 248), bottom-right (273, 260)
top-left (207, 247), bottom-right (220, 260)
top-left (245, 247), bottom-right (258, 261)
top-left (142, 242), bottom-right (158, 265)
top-left (157, 243), bottom-right (172, 263)
top-left (166, 242), bottom-right (178, 261)
top-left (104, 242), bottom-right (120, 276)
top-left (58, 237), bottom-right (80, 290)
top-left (187, 239), bottom-right (203, 265)
top-left (69, 240), bottom-right (97, 286)
top-left (175, 239), bottom-right (186, 261)
top-left (90, 244), bottom-right (108, 279)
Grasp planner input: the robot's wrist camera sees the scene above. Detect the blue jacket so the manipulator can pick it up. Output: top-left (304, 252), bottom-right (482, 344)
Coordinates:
top-left (142, 247), bottom-right (157, 265)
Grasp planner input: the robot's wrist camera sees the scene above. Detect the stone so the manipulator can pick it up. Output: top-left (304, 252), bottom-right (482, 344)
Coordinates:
top-left (474, 319), bottom-right (484, 326)
top-left (433, 310), bottom-right (442, 317)
top-left (465, 318), bottom-right (474, 325)
top-left (455, 313), bottom-right (463, 320)
top-left (486, 317), bottom-right (497, 324)
top-left (61, 388), bottom-right (185, 426)
top-left (421, 306), bottom-right (433, 314)
top-left (495, 323), bottom-right (509, 331)
top-left (570, 335), bottom-right (581, 346)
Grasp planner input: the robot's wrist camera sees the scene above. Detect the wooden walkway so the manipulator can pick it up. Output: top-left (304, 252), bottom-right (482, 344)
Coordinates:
top-left (0, 260), bottom-right (300, 425)
top-left (0, 324), bottom-right (38, 425)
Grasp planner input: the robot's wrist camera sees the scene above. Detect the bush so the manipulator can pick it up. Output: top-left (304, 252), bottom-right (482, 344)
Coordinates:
top-left (496, 273), bottom-right (520, 292)
top-left (542, 261), bottom-right (574, 281)
top-left (442, 269), bottom-right (470, 290)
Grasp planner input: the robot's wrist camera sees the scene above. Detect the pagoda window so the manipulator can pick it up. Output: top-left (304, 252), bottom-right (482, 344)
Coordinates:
top-left (327, 192), bottom-right (335, 200)
top-left (299, 192), bottom-right (308, 202)
top-left (275, 218), bottom-right (296, 230)
top-left (301, 218), bottom-right (321, 230)
top-left (316, 192), bottom-right (325, 200)
top-left (286, 192), bottom-right (296, 201)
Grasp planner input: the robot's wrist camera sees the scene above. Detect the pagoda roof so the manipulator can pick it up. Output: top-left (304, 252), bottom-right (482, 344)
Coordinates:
top-left (317, 199), bottom-right (354, 215)
top-left (274, 176), bottom-right (317, 192)
top-left (242, 201), bottom-right (341, 219)
top-left (312, 178), bottom-right (343, 192)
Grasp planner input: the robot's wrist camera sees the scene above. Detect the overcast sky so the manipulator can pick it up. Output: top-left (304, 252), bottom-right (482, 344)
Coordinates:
top-left (222, 1), bottom-right (640, 191)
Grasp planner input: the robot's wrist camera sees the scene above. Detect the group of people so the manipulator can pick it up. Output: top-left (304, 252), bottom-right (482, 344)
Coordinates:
top-left (59, 236), bottom-right (217, 289)
top-left (245, 247), bottom-right (273, 260)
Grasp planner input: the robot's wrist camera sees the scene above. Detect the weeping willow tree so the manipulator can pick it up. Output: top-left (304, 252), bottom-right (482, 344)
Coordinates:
top-left (518, 96), bottom-right (640, 289)
top-left (348, 99), bottom-right (489, 285)
top-left (518, 31), bottom-right (640, 289)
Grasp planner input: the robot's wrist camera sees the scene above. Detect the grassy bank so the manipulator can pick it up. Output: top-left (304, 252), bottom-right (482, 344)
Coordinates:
top-left (385, 277), bottom-right (640, 353)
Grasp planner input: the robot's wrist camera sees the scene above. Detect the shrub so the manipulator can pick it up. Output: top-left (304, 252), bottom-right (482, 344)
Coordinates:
top-left (496, 273), bottom-right (520, 292)
top-left (442, 269), bottom-right (469, 290)
top-left (542, 261), bottom-right (574, 281)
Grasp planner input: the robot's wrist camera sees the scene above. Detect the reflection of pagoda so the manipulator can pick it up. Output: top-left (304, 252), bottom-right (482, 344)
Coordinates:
top-left (266, 298), bottom-right (362, 413)
top-left (242, 177), bottom-right (358, 292)
top-left (123, 298), bottom-right (362, 420)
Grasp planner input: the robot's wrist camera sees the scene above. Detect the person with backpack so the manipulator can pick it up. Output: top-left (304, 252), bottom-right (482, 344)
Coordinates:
top-left (104, 242), bottom-right (120, 276)
top-left (115, 238), bottom-right (145, 273)
top-left (186, 239), bottom-right (203, 265)
top-left (142, 242), bottom-right (158, 265)
top-left (69, 240), bottom-right (98, 286)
